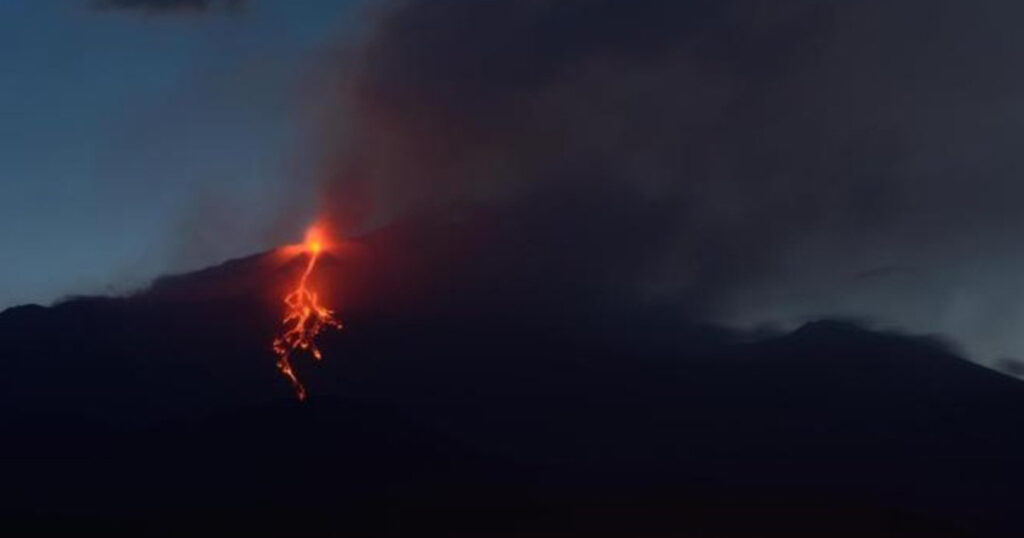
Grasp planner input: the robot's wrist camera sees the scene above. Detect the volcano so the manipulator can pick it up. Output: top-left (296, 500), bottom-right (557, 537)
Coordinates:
top-left (2, 230), bottom-right (1024, 537)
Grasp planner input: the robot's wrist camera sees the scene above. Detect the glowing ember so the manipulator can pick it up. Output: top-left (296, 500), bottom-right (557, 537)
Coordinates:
top-left (272, 224), bottom-right (342, 401)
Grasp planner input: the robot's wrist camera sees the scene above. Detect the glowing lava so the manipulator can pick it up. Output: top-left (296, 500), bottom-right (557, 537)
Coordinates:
top-left (272, 224), bottom-right (342, 401)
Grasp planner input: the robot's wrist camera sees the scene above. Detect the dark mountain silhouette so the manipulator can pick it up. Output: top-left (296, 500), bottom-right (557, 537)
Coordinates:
top-left (2, 239), bottom-right (1024, 537)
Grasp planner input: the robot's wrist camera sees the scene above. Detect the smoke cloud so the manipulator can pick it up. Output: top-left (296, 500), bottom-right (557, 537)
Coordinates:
top-left (314, 0), bottom-right (1024, 364)
top-left (93, 0), bottom-right (244, 12)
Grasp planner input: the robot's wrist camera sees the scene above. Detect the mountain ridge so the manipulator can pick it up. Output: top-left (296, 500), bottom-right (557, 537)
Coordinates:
top-left (1, 250), bottom-right (1023, 536)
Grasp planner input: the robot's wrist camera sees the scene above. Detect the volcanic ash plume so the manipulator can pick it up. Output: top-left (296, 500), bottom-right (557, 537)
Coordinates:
top-left (312, 0), bottom-right (1024, 367)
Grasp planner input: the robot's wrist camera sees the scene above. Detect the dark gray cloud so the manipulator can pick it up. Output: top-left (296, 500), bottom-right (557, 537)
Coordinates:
top-left (314, 0), bottom-right (1024, 363)
top-left (93, 0), bottom-right (244, 12)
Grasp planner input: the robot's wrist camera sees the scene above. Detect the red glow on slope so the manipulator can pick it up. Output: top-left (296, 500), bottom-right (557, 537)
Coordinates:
top-left (272, 223), bottom-right (342, 401)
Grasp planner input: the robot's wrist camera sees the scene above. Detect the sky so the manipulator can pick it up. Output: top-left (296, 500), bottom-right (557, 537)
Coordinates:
top-left (0, 0), bottom-right (355, 306)
top-left (5, 0), bottom-right (1024, 372)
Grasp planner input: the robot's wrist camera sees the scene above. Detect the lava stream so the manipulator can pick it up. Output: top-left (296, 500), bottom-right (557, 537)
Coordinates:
top-left (272, 227), bottom-right (342, 401)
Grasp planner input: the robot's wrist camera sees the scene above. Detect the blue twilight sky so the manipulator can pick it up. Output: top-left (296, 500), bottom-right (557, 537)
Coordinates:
top-left (0, 0), bottom-right (358, 308)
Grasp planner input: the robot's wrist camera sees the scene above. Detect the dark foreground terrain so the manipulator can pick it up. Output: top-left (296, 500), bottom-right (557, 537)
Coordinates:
top-left (1, 251), bottom-right (1023, 537)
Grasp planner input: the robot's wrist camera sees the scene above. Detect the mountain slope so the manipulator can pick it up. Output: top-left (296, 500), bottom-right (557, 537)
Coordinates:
top-left (1, 252), bottom-right (1023, 536)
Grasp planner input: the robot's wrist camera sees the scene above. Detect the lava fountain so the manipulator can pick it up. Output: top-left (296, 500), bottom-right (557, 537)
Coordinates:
top-left (272, 224), bottom-right (342, 401)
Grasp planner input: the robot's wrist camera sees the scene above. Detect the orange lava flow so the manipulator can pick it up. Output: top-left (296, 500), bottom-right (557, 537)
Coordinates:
top-left (272, 226), bottom-right (342, 401)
